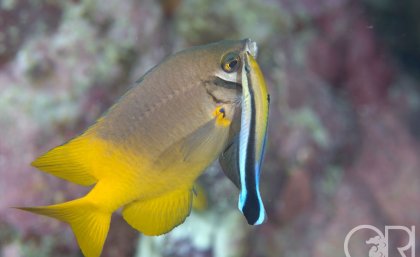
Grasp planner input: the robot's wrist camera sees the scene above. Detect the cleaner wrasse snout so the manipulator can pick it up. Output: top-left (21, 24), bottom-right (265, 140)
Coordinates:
top-left (17, 39), bottom-right (269, 257)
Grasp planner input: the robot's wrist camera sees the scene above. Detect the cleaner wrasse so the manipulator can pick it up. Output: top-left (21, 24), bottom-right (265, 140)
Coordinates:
top-left (18, 39), bottom-right (269, 257)
top-left (219, 49), bottom-right (269, 225)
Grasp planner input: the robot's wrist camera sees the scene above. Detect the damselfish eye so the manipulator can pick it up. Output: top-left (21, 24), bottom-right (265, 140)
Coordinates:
top-left (221, 52), bottom-right (240, 73)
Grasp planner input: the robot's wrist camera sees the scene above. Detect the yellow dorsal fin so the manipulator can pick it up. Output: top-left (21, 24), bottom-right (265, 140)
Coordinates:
top-left (17, 198), bottom-right (111, 257)
top-left (122, 187), bottom-right (193, 236)
top-left (32, 135), bottom-right (97, 186)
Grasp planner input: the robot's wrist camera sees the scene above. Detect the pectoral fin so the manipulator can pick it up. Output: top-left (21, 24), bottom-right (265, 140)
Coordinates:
top-left (219, 136), bottom-right (240, 188)
top-left (122, 187), bottom-right (193, 236)
top-left (154, 114), bottom-right (230, 170)
top-left (180, 118), bottom-right (230, 163)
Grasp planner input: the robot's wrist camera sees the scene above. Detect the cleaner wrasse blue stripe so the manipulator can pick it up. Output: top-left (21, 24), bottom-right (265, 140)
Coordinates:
top-left (238, 50), bottom-right (270, 225)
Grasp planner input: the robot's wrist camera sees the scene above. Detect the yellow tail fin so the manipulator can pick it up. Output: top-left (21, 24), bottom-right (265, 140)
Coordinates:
top-left (122, 187), bottom-right (193, 236)
top-left (17, 199), bottom-right (111, 257)
top-left (32, 136), bottom-right (97, 186)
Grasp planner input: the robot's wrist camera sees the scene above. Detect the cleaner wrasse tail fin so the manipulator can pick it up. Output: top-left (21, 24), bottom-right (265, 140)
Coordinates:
top-left (122, 187), bottom-right (193, 236)
top-left (16, 199), bottom-right (111, 257)
top-left (32, 135), bottom-right (97, 186)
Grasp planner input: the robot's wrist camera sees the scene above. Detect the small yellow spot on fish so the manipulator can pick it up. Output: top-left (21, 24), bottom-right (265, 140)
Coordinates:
top-left (213, 106), bottom-right (231, 127)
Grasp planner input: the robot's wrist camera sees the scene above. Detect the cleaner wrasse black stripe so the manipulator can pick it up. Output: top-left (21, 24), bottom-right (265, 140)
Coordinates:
top-left (237, 50), bottom-right (269, 225)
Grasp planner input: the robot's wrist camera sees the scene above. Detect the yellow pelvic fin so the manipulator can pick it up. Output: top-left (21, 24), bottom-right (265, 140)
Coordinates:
top-left (122, 187), bottom-right (193, 236)
top-left (17, 198), bottom-right (111, 257)
top-left (192, 183), bottom-right (208, 211)
top-left (32, 136), bottom-right (97, 186)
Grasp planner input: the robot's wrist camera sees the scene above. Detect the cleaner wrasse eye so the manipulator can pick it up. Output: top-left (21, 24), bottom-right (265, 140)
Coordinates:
top-left (17, 39), bottom-right (269, 257)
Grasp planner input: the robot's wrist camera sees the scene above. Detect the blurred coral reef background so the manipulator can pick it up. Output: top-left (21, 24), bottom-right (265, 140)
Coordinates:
top-left (1, 0), bottom-right (419, 256)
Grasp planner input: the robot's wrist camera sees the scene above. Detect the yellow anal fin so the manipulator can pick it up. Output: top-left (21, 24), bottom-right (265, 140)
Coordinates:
top-left (122, 187), bottom-right (193, 236)
top-left (17, 198), bottom-right (111, 257)
top-left (32, 136), bottom-right (97, 186)
top-left (192, 183), bottom-right (208, 211)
